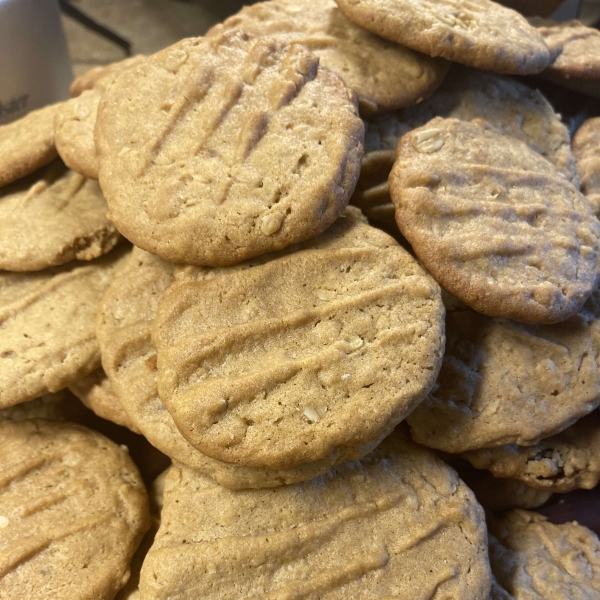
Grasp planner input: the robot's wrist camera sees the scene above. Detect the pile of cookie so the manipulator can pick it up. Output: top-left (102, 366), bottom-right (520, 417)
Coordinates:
top-left (1, 0), bottom-right (600, 597)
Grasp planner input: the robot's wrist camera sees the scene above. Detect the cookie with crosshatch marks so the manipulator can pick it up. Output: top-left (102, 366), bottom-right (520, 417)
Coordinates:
top-left (390, 117), bottom-right (600, 324)
top-left (95, 30), bottom-right (364, 267)
top-left (139, 430), bottom-right (490, 600)
top-left (0, 419), bottom-right (150, 600)
top-left (334, 0), bottom-right (550, 75)
top-left (152, 218), bottom-right (444, 470)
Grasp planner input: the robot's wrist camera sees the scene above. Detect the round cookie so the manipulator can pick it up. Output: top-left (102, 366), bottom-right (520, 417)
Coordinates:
top-left (153, 219), bottom-right (444, 470)
top-left (488, 509), bottom-right (600, 598)
top-left (139, 430), bottom-right (491, 600)
top-left (207, 0), bottom-right (449, 115)
top-left (95, 30), bottom-right (364, 267)
top-left (573, 116), bottom-right (600, 217)
top-left (407, 289), bottom-right (600, 453)
top-left (0, 419), bottom-right (150, 600)
top-left (69, 368), bottom-right (139, 432)
top-left (0, 245), bottom-right (129, 409)
top-left (462, 412), bottom-right (600, 493)
top-left (0, 103), bottom-right (60, 188)
top-left (390, 117), bottom-right (600, 324)
top-left (0, 160), bottom-right (120, 271)
top-left (334, 0), bottom-right (550, 75)
top-left (353, 67), bottom-right (578, 228)
top-left (98, 236), bottom-right (384, 490)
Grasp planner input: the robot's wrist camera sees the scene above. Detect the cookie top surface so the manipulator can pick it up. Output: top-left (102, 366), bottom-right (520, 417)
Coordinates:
top-left (489, 509), bottom-right (600, 599)
top-left (54, 90), bottom-right (100, 179)
top-left (153, 219), bottom-right (444, 469)
top-left (208, 0), bottom-right (449, 115)
top-left (0, 160), bottom-right (119, 272)
top-left (334, 0), bottom-right (550, 74)
top-left (139, 431), bottom-right (490, 600)
top-left (96, 31), bottom-right (364, 266)
top-left (0, 246), bottom-right (128, 409)
top-left (69, 55), bottom-right (147, 97)
top-left (0, 103), bottom-right (60, 188)
top-left (0, 419), bottom-right (150, 600)
top-left (573, 116), bottom-right (600, 217)
top-left (98, 238), bottom-right (382, 489)
top-left (534, 19), bottom-right (600, 80)
top-left (407, 290), bottom-right (600, 453)
top-left (68, 368), bottom-right (139, 432)
top-left (390, 117), bottom-right (600, 324)
top-left (463, 411), bottom-right (600, 493)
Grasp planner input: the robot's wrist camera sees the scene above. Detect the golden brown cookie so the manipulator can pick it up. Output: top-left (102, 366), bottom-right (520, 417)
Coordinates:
top-left (139, 431), bottom-right (491, 600)
top-left (353, 67), bottom-right (578, 228)
top-left (98, 238), bottom-right (383, 490)
top-left (488, 509), bottom-right (600, 598)
top-left (462, 412), bottom-right (600, 493)
top-left (0, 160), bottom-right (119, 271)
top-left (0, 246), bottom-right (128, 409)
top-left (96, 31), bottom-right (364, 266)
top-left (573, 116), bottom-right (600, 216)
top-left (69, 368), bottom-right (139, 432)
top-left (0, 419), bottom-right (150, 599)
top-left (407, 290), bottom-right (600, 453)
top-left (153, 218), bottom-right (444, 469)
top-left (390, 117), bottom-right (600, 324)
top-left (207, 0), bottom-right (449, 115)
top-left (334, 0), bottom-right (550, 74)
top-left (0, 103), bottom-right (60, 188)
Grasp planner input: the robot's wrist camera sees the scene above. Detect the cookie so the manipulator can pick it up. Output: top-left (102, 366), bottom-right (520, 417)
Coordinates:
top-left (54, 90), bottom-right (100, 179)
top-left (69, 368), bottom-right (139, 432)
top-left (334, 0), bottom-right (550, 74)
top-left (573, 116), bottom-right (600, 216)
top-left (207, 0), bottom-right (449, 115)
top-left (69, 55), bottom-right (147, 98)
top-left (0, 160), bottom-right (120, 271)
top-left (390, 117), bottom-right (600, 324)
top-left (488, 509), bottom-right (600, 598)
top-left (0, 246), bottom-right (128, 409)
top-left (462, 411), bottom-right (600, 493)
top-left (98, 238), bottom-right (383, 490)
top-left (95, 30), bottom-right (364, 266)
top-left (0, 103), bottom-right (60, 188)
top-left (353, 67), bottom-right (578, 228)
top-left (153, 218), bottom-right (444, 469)
top-left (407, 290), bottom-right (600, 453)
top-left (0, 419), bottom-right (150, 599)
top-left (139, 431), bottom-right (490, 600)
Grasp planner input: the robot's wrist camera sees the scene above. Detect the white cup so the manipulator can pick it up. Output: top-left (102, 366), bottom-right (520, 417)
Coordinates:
top-left (0, 0), bottom-right (72, 125)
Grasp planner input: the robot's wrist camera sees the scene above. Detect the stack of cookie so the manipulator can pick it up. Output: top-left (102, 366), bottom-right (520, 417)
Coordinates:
top-left (2, 0), bottom-right (600, 598)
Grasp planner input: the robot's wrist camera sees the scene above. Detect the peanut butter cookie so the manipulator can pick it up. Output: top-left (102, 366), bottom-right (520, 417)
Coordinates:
top-left (139, 430), bottom-right (491, 600)
top-left (573, 116), bottom-right (600, 216)
top-left (390, 117), bottom-right (600, 324)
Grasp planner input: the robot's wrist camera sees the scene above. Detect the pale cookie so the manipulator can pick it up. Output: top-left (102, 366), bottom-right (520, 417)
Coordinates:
top-left (98, 236), bottom-right (383, 490)
top-left (353, 67), bottom-right (577, 228)
top-left (334, 0), bottom-right (550, 74)
top-left (69, 55), bottom-right (147, 98)
top-left (0, 246), bottom-right (128, 409)
top-left (0, 103), bottom-right (60, 188)
top-left (139, 431), bottom-right (490, 600)
top-left (69, 368), bottom-right (139, 432)
top-left (462, 412), bottom-right (600, 493)
top-left (488, 509), bottom-right (600, 599)
top-left (407, 289), bottom-right (600, 453)
top-left (153, 219), bottom-right (444, 469)
top-left (390, 117), bottom-right (600, 324)
top-left (573, 117), bottom-right (600, 216)
top-left (207, 0), bottom-right (449, 115)
top-left (96, 30), bottom-right (364, 266)
top-left (0, 419), bottom-right (150, 600)
top-left (0, 160), bottom-right (120, 271)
